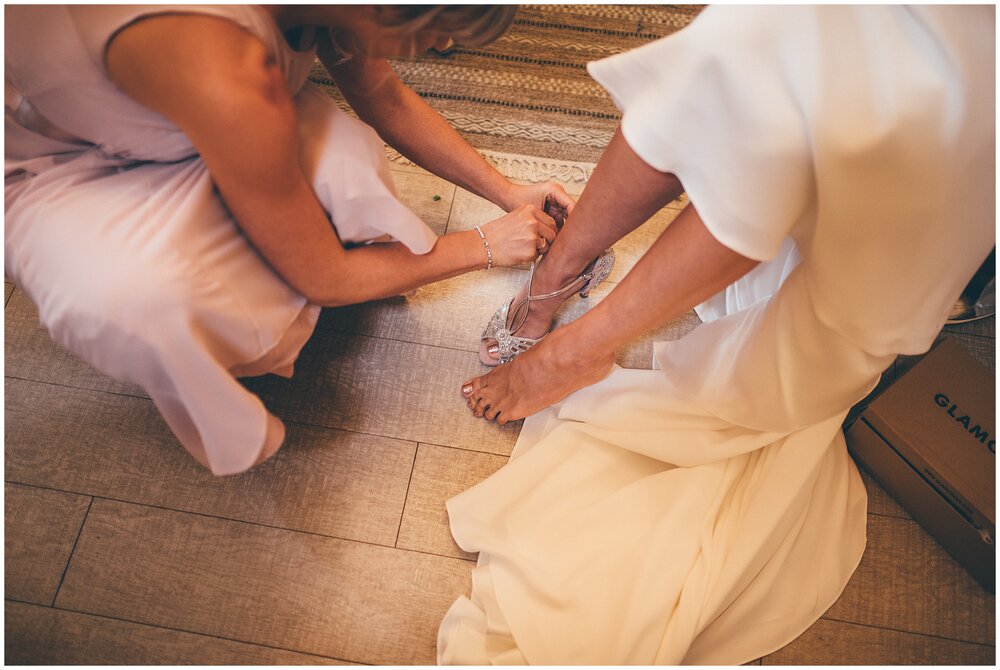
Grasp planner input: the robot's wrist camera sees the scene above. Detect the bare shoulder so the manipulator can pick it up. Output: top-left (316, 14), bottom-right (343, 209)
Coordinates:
top-left (106, 13), bottom-right (285, 121)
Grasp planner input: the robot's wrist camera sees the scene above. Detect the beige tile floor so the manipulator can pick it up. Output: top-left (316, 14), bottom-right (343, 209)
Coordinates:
top-left (4, 163), bottom-right (996, 665)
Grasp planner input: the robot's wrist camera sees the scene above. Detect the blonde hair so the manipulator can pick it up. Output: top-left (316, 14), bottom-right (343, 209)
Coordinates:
top-left (373, 5), bottom-right (518, 47)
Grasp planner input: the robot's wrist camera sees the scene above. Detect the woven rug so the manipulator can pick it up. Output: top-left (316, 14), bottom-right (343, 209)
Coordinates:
top-left (309, 4), bottom-right (702, 183)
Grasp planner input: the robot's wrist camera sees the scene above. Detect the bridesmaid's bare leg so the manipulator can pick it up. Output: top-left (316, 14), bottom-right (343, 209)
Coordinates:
top-left (482, 128), bottom-right (683, 361)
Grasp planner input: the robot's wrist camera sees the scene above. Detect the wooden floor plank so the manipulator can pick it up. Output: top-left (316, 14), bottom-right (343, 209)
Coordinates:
top-left (826, 513), bottom-right (994, 645)
top-left (397, 444), bottom-right (509, 560)
top-left (244, 330), bottom-right (521, 455)
top-left (5, 601), bottom-right (348, 665)
top-left (5, 484), bottom-right (90, 605)
top-left (5, 377), bottom-right (415, 547)
top-left (57, 499), bottom-right (469, 665)
top-left (318, 266), bottom-right (530, 350)
top-left (443, 186), bottom-right (508, 238)
top-left (763, 618), bottom-right (995, 665)
top-left (391, 170), bottom-right (457, 237)
top-left (857, 468), bottom-right (911, 520)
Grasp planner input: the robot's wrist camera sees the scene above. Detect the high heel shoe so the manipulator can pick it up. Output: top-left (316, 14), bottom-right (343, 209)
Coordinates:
top-left (480, 248), bottom-right (615, 366)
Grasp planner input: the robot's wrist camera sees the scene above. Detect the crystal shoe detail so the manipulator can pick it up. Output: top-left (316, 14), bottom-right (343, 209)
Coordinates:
top-left (481, 248), bottom-right (615, 365)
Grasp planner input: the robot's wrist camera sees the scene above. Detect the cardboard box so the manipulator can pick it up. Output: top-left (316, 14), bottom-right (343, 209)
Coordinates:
top-left (845, 338), bottom-right (995, 591)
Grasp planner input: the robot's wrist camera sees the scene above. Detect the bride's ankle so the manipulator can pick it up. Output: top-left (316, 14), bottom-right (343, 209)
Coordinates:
top-left (545, 322), bottom-right (615, 370)
top-left (534, 251), bottom-right (594, 294)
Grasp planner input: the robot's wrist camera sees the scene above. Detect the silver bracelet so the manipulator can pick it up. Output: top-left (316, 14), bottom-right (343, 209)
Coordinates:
top-left (474, 225), bottom-right (493, 270)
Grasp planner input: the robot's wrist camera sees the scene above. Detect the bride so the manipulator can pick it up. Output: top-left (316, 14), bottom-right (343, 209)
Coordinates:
top-left (5, 5), bottom-right (569, 475)
top-left (447, 4), bottom-right (994, 664)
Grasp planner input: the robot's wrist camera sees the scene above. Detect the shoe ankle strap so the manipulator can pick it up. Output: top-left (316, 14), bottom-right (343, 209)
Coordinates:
top-left (528, 271), bottom-right (591, 302)
top-left (526, 254), bottom-right (595, 302)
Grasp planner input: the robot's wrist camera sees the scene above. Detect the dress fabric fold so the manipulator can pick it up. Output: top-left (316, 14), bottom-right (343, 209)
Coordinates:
top-left (5, 5), bottom-right (436, 474)
top-left (438, 5), bottom-right (994, 664)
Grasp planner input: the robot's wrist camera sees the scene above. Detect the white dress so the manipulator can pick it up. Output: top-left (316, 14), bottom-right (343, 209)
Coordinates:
top-left (5, 5), bottom-right (437, 475)
top-left (438, 5), bottom-right (994, 664)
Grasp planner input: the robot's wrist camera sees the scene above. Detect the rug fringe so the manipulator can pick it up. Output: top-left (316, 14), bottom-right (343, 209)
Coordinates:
top-left (385, 147), bottom-right (594, 185)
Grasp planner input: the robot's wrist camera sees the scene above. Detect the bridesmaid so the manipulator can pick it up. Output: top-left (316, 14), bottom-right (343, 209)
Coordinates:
top-left (5, 5), bottom-right (569, 474)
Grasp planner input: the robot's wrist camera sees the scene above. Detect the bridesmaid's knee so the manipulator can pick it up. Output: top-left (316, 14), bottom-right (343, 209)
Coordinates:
top-left (41, 261), bottom-right (200, 364)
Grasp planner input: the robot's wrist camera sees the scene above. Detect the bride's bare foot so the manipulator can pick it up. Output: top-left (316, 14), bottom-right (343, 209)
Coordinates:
top-left (465, 324), bottom-right (614, 424)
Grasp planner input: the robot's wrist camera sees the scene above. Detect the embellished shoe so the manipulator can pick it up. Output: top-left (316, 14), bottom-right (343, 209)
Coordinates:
top-left (479, 248), bottom-right (615, 366)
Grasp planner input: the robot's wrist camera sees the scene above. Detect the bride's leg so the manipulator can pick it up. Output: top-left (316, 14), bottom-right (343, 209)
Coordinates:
top-left (483, 128), bottom-right (683, 360)
top-left (464, 201), bottom-right (759, 423)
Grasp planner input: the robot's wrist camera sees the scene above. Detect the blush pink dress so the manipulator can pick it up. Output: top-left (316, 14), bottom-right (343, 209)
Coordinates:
top-left (5, 5), bottom-right (438, 475)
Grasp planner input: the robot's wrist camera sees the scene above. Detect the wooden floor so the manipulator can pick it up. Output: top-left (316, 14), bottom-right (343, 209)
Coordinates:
top-left (5, 163), bottom-right (996, 665)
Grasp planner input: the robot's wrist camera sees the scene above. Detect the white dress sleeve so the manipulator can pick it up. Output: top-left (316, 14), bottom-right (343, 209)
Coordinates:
top-left (587, 6), bottom-right (814, 263)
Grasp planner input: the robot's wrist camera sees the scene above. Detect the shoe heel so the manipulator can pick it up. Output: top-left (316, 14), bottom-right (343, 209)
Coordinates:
top-left (578, 248), bottom-right (615, 298)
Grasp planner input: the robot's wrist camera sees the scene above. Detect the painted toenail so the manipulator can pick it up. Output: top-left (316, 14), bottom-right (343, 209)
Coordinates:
top-left (488, 345), bottom-right (499, 356)
top-left (462, 384), bottom-right (473, 395)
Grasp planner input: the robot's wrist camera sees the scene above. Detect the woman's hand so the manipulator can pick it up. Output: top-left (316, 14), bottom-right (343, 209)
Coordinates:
top-left (502, 182), bottom-right (576, 228)
top-left (479, 205), bottom-right (559, 267)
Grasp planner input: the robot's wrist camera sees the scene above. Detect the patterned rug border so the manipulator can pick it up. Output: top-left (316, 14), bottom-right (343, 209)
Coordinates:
top-left (386, 147), bottom-right (595, 185)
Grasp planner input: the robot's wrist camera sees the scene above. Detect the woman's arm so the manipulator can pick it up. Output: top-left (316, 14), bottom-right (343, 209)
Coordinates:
top-left (461, 129), bottom-right (760, 422)
top-left (320, 36), bottom-right (575, 217)
top-left (106, 14), bottom-right (554, 306)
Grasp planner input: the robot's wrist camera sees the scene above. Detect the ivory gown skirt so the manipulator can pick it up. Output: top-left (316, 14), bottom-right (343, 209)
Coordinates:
top-left (437, 249), bottom-right (877, 664)
top-left (437, 5), bottom-right (994, 659)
